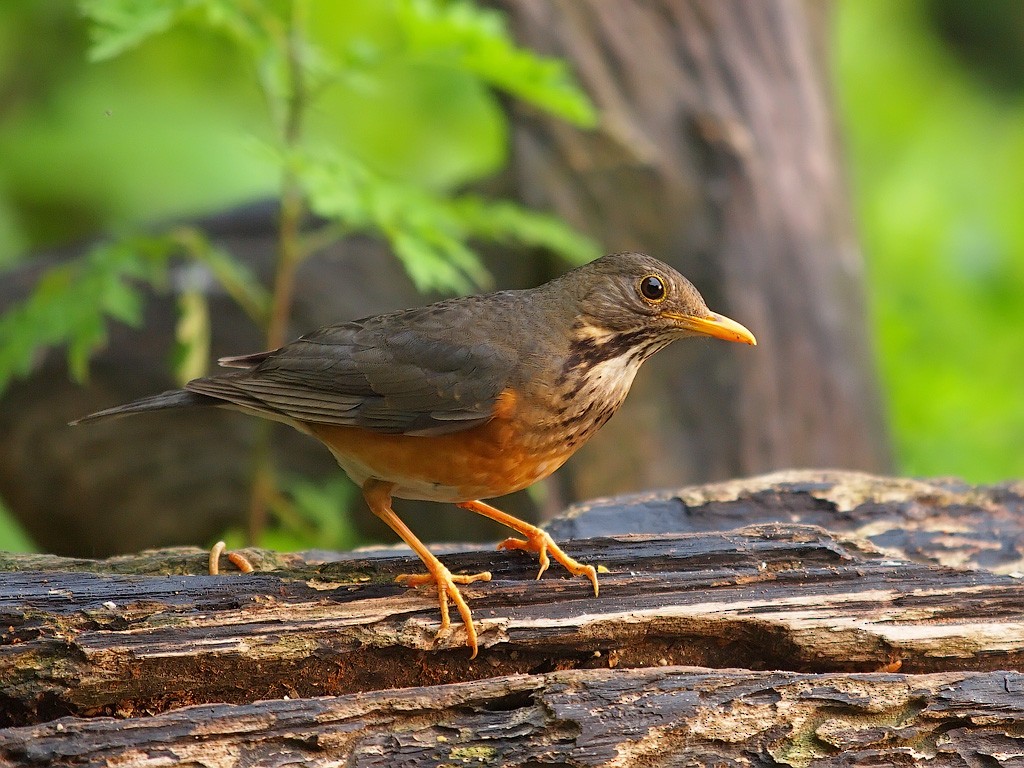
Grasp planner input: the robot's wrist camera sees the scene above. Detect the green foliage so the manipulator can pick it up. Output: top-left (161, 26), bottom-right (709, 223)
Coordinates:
top-left (172, 289), bottom-right (211, 386)
top-left (297, 145), bottom-right (598, 292)
top-left (835, 0), bottom-right (1024, 482)
top-left (0, 238), bottom-right (169, 388)
top-left (449, 197), bottom-right (598, 264)
top-left (0, 230), bottom-right (266, 393)
top-left (80, 0), bottom-right (192, 60)
top-left (395, 0), bottom-right (597, 126)
top-left (1, 0), bottom-right (597, 393)
top-left (275, 473), bottom-right (360, 552)
top-left (81, 0), bottom-right (264, 62)
top-left (170, 227), bottom-right (271, 325)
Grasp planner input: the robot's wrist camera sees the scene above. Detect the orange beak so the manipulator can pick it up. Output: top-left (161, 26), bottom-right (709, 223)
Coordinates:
top-left (664, 310), bottom-right (757, 346)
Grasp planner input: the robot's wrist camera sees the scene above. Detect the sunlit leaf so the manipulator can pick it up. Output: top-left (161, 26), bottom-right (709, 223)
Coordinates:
top-left (397, 0), bottom-right (597, 127)
top-left (79, 0), bottom-right (186, 61)
top-left (451, 197), bottom-right (600, 265)
top-left (391, 230), bottom-right (474, 293)
top-left (80, 0), bottom-right (274, 61)
top-left (297, 146), bottom-right (595, 294)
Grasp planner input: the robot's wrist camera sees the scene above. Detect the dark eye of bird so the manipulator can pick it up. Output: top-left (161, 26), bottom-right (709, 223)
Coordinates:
top-left (639, 275), bottom-right (666, 302)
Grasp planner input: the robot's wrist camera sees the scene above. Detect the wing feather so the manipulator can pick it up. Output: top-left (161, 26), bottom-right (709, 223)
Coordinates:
top-left (187, 299), bottom-right (518, 435)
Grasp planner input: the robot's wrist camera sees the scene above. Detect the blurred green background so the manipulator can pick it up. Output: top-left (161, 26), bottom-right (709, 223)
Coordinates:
top-left (1, 0), bottom-right (1022, 552)
top-left (835, 0), bottom-right (1024, 486)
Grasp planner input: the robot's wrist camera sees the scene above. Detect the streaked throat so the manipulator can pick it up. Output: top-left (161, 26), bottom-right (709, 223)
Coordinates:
top-left (549, 323), bottom-right (670, 451)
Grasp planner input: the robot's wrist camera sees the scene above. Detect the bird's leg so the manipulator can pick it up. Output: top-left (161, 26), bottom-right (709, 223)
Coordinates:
top-left (457, 500), bottom-right (599, 596)
top-left (363, 480), bottom-right (491, 658)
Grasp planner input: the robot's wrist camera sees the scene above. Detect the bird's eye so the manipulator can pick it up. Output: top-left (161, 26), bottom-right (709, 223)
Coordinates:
top-left (639, 275), bottom-right (666, 302)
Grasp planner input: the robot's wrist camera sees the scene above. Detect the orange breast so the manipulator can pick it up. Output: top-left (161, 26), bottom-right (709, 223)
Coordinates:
top-left (305, 390), bottom-right (574, 502)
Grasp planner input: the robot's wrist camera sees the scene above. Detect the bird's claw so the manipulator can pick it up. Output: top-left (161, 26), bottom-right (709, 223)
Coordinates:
top-left (396, 568), bottom-right (491, 657)
top-left (497, 531), bottom-right (599, 596)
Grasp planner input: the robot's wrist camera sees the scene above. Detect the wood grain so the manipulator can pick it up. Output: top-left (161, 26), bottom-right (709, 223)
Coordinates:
top-left (3, 523), bottom-right (1022, 724)
top-left (3, 668), bottom-right (1023, 766)
top-left (3, 470), bottom-right (1023, 764)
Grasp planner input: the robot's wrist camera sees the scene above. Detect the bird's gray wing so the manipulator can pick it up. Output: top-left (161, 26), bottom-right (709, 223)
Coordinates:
top-left (186, 301), bottom-right (517, 436)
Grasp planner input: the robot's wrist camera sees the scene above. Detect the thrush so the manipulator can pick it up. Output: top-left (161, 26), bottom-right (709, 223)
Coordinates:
top-left (75, 251), bottom-right (756, 656)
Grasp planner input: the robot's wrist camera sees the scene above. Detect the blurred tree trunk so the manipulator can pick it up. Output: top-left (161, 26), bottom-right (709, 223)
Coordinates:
top-left (492, 0), bottom-right (891, 507)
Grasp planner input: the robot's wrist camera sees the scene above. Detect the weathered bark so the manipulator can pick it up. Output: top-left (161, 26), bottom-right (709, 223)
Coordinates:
top-left (3, 507), bottom-right (1023, 718)
top-left (3, 668), bottom-right (1023, 767)
top-left (494, 0), bottom-right (891, 503)
top-left (2, 471), bottom-right (1023, 763)
top-left (550, 469), bottom-right (1024, 573)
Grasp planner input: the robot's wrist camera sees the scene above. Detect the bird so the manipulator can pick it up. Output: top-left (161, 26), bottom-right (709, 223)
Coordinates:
top-left (74, 251), bottom-right (756, 656)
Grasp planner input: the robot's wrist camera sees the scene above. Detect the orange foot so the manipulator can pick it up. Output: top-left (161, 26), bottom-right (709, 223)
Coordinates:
top-left (457, 499), bottom-right (600, 597)
top-left (396, 567), bottom-right (492, 658)
top-left (498, 530), bottom-right (599, 596)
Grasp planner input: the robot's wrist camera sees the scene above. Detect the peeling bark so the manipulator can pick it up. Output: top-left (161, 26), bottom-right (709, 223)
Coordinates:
top-left (2, 470), bottom-right (1023, 763)
top-left (3, 668), bottom-right (1023, 767)
top-left (551, 469), bottom-right (1024, 573)
top-left (3, 523), bottom-right (1023, 722)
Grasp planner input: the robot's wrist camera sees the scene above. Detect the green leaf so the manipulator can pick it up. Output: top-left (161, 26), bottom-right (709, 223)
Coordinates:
top-left (280, 473), bottom-right (359, 551)
top-left (390, 230), bottom-right (475, 293)
top-left (79, 0), bottom-right (273, 62)
top-left (79, 0), bottom-right (188, 61)
top-left (67, 312), bottom-right (107, 383)
top-left (0, 498), bottom-right (35, 554)
top-left (451, 197), bottom-right (600, 265)
top-left (297, 146), bottom-right (484, 292)
top-left (397, 0), bottom-right (597, 127)
top-left (0, 238), bottom-right (174, 394)
top-left (297, 145), bottom-right (596, 294)
top-left (216, 472), bottom-right (360, 551)
top-left (172, 228), bottom-right (271, 325)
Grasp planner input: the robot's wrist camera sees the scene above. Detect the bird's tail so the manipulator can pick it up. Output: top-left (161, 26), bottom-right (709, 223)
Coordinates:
top-left (70, 389), bottom-right (217, 425)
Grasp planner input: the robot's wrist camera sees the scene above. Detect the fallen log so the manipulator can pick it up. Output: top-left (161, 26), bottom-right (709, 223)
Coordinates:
top-left (1, 471), bottom-right (1022, 765)
top-left (3, 667), bottom-right (1023, 767)
top-left (2, 528), bottom-right (1022, 719)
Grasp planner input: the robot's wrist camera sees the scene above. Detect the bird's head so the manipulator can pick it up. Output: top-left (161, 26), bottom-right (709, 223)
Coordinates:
top-left (566, 252), bottom-right (757, 351)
